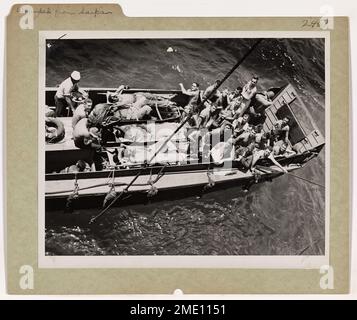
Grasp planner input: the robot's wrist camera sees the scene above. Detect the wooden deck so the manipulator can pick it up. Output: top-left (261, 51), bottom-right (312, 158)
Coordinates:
top-left (262, 84), bottom-right (324, 153)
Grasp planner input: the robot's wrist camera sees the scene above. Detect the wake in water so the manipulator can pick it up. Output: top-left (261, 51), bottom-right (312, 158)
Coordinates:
top-left (45, 38), bottom-right (325, 256)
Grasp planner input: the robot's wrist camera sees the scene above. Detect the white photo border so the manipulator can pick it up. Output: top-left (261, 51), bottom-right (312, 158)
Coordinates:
top-left (38, 30), bottom-right (330, 269)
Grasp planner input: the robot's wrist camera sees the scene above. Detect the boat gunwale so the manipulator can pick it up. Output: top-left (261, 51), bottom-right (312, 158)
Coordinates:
top-left (44, 172), bottom-right (280, 199)
top-left (44, 149), bottom-right (319, 181)
top-left (45, 87), bottom-right (183, 94)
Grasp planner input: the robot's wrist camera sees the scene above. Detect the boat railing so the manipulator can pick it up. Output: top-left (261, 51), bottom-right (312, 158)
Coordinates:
top-left (46, 87), bottom-right (183, 94)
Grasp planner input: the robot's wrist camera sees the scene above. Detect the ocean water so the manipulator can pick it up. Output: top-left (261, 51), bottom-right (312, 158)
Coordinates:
top-left (45, 38), bottom-right (325, 255)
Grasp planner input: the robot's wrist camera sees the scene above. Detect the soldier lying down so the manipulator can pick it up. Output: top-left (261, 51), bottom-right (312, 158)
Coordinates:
top-left (89, 87), bottom-right (175, 123)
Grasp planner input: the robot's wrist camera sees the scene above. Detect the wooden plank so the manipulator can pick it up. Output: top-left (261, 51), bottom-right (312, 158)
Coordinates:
top-left (264, 109), bottom-right (276, 130)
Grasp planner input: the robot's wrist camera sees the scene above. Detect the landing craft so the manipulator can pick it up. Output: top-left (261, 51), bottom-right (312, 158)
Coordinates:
top-left (44, 84), bottom-right (325, 214)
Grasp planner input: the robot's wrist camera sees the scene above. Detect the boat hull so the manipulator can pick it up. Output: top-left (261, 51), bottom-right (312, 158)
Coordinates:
top-left (45, 174), bottom-right (267, 212)
top-left (45, 163), bottom-right (304, 211)
top-left (44, 83), bottom-right (325, 212)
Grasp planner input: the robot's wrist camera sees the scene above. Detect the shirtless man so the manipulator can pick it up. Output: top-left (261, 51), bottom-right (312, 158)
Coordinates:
top-left (272, 141), bottom-right (296, 156)
top-left (255, 131), bottom-right (271, 150)
top-left (232, 113), bottom-right (250, 135)
top-left (240, 147), bottom-right (287, 173)
top-left (197, 102), bottom-right (219, 128)
top-left (228, 86), bottom-right (242, 103)
top-left (73, 118), bottom-right (101, 149)
top-left (72, 98), bottom-right (93, 128)
top-left (271, 117), bottom-right (290, 142)
top-left (108, 85), bottom-right (171, 119)
top-left (218, 96), bottom-right (235, 122)
top-left (117, 101), bottom-right (152, 121)
top-left (241, 76), bottom-right (259, 112)
top-left (228, 87), bottom-right (245, 114)
top-left (107, 85), bottom-right (133, 105)
top-left (179, 82), bottom-right (201, 115)
top-left (233, 130), bottom-right (256, 148)
top-left (251, 148), bottom-right (288, 172)
top-left (202, 80), bottom-right (221, 102)
top-left (248, 90), bottom-right (275, 125)
top-left (216, 89), bottom-right (229, 108)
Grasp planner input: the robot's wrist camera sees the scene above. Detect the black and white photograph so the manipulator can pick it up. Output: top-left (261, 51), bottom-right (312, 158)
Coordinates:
top-left (40, 32), bottom-right (327, 266)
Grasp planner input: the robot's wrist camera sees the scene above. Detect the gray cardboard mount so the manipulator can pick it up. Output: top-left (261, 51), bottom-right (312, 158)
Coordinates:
top-left (5, 4), bottom-right (350, 293)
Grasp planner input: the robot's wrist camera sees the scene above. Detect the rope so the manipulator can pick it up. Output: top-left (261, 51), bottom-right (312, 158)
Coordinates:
top-left (64, 173), bottom-right (79, 213)
top-left (150, 165), bottom-right (166, 184)
top-left (147, 168), bottom-right (158, 197)
top-left (89, 164), bottom-right (167, 224)
top-left (255, 164), bottom-right (325, 189)
top-left (88, 38), bottom-right (263, 224)
top-left (297, 237), bottom-right (323, 255)
top-left (204, 166), bottom-right (215, 190)
top-left (89, 168), bottom-right (147, 224)
top-left (286, 172), bottom-right (325, 189)
top-left (105, 169), bottom-right (115, 184)
top-left (103, 171), bottom-right (117, 208)
top-left (46, 167), bottom-right (168, 196)
top-left (46, 181), bottom-right (150, 195)
top-left (73, 173), bottom-right (79, 196)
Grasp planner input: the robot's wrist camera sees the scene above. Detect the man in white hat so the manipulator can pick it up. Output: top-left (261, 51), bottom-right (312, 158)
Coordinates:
top-left (54, 70), bottom-right (81, 116)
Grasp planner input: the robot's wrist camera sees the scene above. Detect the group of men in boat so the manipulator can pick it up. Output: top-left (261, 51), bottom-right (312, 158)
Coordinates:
top-left (46, 70), bottom-right (172, 149)
top-left (178, 76), bottom-right (296, 172)
top-left (47, 71), bottom-right (297, 174)
top-left (53, 71), bottom-right (173, 120)
top-left (179, 76), bottom-right (274, 127)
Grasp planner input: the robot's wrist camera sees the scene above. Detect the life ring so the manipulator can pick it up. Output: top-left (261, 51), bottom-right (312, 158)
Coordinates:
top-left (45, 117), bottom-right (65, 143)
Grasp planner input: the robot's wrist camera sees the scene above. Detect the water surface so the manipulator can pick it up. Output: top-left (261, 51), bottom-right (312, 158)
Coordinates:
top-left (45, 38), bottom-right (325, 256)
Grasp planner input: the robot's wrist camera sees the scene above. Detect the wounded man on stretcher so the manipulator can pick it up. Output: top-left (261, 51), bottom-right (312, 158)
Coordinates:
top-left (106, 140), bottom-right (188, 167)
top-left (89, 87), bottom-right (175, 125)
